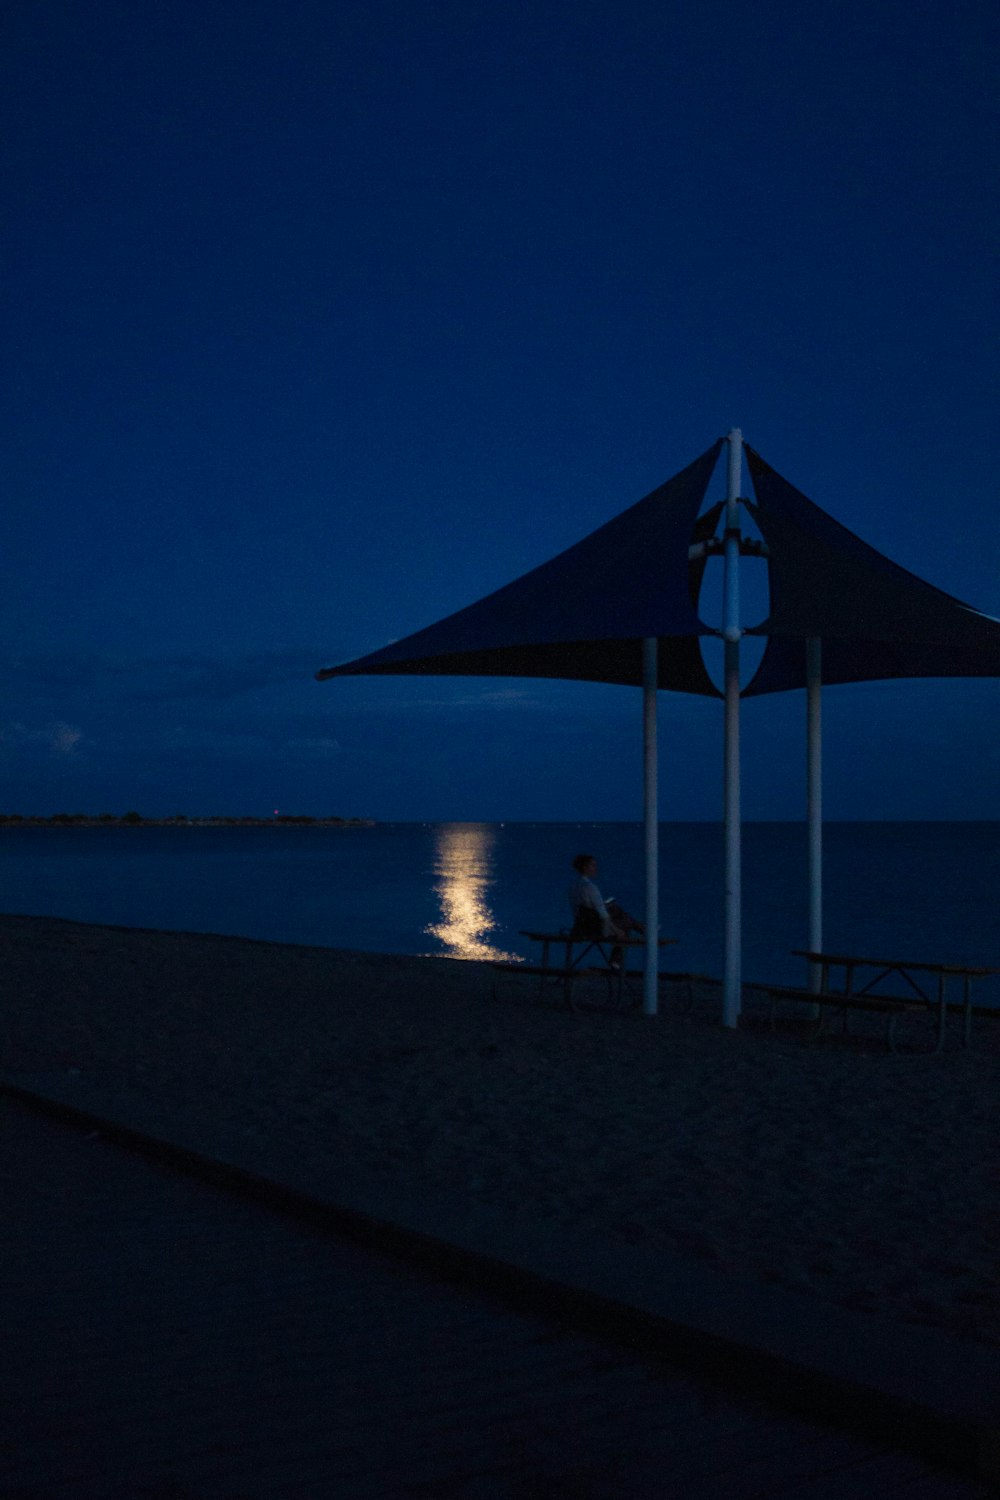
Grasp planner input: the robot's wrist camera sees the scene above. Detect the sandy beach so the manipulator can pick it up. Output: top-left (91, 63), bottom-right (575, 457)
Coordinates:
top-left (2, 911), bottom-right (998, 1351)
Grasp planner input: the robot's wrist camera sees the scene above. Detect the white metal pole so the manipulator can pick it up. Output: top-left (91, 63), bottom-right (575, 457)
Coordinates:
top-left (722, 428), bottom-right (743, 1029)
top-left (642, 636), bottom-right (659, 1017)
top-left (806, 637), bottom-right (822, 1002)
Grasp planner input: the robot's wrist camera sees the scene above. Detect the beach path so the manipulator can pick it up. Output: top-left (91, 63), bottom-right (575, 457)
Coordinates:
top-left (2, 1098), bottom-right (993, 1500)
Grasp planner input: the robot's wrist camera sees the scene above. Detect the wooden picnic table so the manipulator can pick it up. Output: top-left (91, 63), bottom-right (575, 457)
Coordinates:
top-left (789, 949), bottom-right (1000, 1051)
top-left (512, 930), bottom-right (677, 1009)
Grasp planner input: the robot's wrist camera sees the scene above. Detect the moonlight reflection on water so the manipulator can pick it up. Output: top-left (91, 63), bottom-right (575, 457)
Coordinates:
top-left (424, 823), bottom-right (522, 962)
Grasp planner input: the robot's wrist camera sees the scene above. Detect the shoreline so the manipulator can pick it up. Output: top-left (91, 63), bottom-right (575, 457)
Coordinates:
top-left (2, 911), bottom-right (997, 1352)
top-left (6, 817), bottom-right (1000, 826)
top-left (0, 817), bottom-right (374, 828)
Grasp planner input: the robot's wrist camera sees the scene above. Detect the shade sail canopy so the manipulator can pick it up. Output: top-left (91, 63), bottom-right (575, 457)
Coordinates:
top-left (317, 436), bottom-right (1000, 701)
top-left (317, 440), bottom-right (725, 694)
top-left (742, 446), bottom-right (1000, 696)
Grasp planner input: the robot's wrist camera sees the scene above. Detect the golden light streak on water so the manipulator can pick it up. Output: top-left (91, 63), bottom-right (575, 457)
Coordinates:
top-left (424, 822), bottom-right (522, 961)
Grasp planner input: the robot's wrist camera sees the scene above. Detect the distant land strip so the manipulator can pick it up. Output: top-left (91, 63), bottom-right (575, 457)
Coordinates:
top-left (0, 813), bottom-right (375, 828)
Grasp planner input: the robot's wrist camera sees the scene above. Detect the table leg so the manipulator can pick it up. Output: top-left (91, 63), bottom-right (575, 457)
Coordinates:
top-left (963, 975), bottom-right (973, 1049)
top-left (935, 973), bottom-right (946, 1053)
top-left (564, 940), bottom-right (575, 1010)
top-left (841, 961), bottom-right (853, 1035)
top-left (540, 939), bottom-right (550, 997)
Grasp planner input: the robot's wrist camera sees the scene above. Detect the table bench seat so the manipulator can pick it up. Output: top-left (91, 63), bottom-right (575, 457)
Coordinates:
top-left (491, 961), bottom-right (605, 981)
top-left (491, 960), bottom-right (718, 1013)
top-left (757, 982), bottom-right (935, 1052)
top-left (491, 959), bottom-right (631, 1011)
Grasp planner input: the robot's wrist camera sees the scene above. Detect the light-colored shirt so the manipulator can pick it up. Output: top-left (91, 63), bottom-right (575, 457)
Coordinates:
top-left (569, 874), bottom-right (613, 936)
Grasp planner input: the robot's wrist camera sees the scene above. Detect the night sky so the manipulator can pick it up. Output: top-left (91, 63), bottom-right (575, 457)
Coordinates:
top-left (3, 0), bottom-right (998, 821)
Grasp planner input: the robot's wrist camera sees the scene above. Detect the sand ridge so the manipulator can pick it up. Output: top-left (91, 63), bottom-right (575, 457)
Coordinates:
top-left (2, 912), bottom-right (998, 1349)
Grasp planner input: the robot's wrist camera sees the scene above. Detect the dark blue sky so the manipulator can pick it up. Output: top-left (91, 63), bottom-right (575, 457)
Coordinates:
top-left (3, 0), bottom-right (998, 819)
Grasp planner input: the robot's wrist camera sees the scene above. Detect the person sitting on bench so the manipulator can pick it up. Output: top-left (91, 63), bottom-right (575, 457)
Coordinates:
top-left (568, 853), bottom-right (644, 968)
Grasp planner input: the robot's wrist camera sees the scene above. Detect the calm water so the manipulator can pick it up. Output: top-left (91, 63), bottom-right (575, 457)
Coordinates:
top-left (2, 821), bottom-right (1000, 1002)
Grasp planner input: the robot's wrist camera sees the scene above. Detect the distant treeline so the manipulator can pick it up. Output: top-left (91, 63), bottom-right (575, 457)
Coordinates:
top-left (0, 813), bottom-right (374, 827)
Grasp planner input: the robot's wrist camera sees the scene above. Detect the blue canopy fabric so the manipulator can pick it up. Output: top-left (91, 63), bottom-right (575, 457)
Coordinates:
top-left (317, 436), bottom-right (1000, 700)
top-left (742, 446), bottom-right (1000, 696)
top-left (317, 440), bottom-right (725, 694)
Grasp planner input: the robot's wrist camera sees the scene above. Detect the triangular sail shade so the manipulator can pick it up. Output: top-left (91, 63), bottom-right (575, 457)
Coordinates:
top-left (742, 446), bottom-right (1000, 696)
top-left (317, 441), bottom-right (725, 694)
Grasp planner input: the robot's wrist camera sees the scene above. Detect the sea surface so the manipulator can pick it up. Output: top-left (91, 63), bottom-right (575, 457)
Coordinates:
top-left (2, 821), bottom-right (999, 1003)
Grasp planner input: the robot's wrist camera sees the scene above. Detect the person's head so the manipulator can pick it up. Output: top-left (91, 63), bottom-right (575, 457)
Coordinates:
top-left (572, 853), bottom-right (597, 877)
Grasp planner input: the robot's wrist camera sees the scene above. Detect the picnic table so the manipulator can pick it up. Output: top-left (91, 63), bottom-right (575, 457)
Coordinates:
top-left (495, 930), bottom-right (677, 1010)
top-left (765, 950), bottom-right (1000, 1052)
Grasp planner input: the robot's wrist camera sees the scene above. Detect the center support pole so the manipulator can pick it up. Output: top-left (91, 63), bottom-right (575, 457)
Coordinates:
top-left (722, 428), bottom-right (743, 1029)
top-left (642, 636), bottom-right (659, 1017)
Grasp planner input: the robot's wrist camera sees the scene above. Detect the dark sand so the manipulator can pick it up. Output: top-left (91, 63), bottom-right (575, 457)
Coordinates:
top-left (2, 912), bottom-right (998, 1348)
